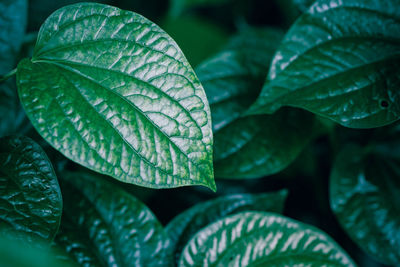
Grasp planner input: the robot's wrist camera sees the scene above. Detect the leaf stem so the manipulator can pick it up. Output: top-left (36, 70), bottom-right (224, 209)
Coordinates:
top-left (0, 68), bottom-right (17, 83)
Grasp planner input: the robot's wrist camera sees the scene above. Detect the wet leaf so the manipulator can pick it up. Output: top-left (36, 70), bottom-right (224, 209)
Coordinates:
top-left (179, 212), bottom-right (356, 266)
top-left (330, 143), bottom-right (400, 265)
top-left (249, 0), bottom-right (400, 128)
top-left (0, 135), bottom-right (62, 243)
top-left (56, 171), bottom-right (171, 266)
top-left (17, 3), bottom-right (215, 190)
top-left (197, 28), bottom-right (315, 178)
top-left (166, 190), bottom-right (288, 264)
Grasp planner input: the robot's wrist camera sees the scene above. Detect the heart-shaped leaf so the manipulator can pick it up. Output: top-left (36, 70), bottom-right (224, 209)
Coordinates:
top-left (0, 135), bottom-right (62, 243)
top-left (330, 142), bottom-right (400, 265)
top-left (249, 0), bottom-right (400, 128)
top-left (197, 28), bottom-right (315, 178)
top-left (16, 3), bottom-right (215, 190)
top-left (166, 190), bottom-right (288, 265)
top-left (179, 212), bottom-right (355, 266)
top-left (55, 171), bottom-right (171, 266)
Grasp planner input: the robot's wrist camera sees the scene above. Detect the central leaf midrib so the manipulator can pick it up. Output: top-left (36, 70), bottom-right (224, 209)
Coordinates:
top-left (41, 58), bottom-right (203, 137)
top-left (35, 37), bottom-right (186, 71)
top-left (40, 61), bottom-right (209, 184)
top-left (35, 10), bottom-right (170, 61)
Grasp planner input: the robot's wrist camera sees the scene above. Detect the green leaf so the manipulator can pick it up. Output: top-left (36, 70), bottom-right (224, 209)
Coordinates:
top-left (17, 3), bottom-right (215, 191)
top-left (330, 143), bottom-right (400, 265)
top-left (0, 0), bottom-right (27, 74)
top-left (166, 190), bottom-right (288, 265)
top-left (56, 171), bottom-right (171, 266)
top-left (161, 16), bottom-right (229, 67)
top-left (222, 27), bottom-right (285, 75)
top-left (249, 0), bottom-right (400, 128)
top-left (0, 135), bottom-right (62, 243)
top-left (54, 220), bottom-right (104, 266)
top-left (179, 212), bottom-right (356, 266)
top-left (196, 28), bottom-right (315, 178)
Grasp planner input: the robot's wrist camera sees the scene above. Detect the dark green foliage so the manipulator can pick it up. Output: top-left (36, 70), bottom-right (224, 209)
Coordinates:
top-left (0, 136), bottom-right (62, 244)
top-left (17, 3), bottom-right (215, 191)
top-left (179, 212), bottom-right (356, 266)
top-left (249, 0), bottom-right (400, 128)
top-left (166, 190), bottom-right (288, 264)
top-left (197, 28), bottom-right (316, 178)
top-left (0, 0), bottom-right (399, 266)
top-left (331, 139), bottom-right (400, 265)
top-left (56, 171), bottom-right (171, 266)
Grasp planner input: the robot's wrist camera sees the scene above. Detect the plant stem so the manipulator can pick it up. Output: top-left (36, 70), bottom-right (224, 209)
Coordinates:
top-left (0, 68), bottom-right (17, 83)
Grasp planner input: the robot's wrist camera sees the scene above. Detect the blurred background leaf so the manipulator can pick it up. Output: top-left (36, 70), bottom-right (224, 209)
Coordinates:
top-left (161, 16), bottom-right (229, 67)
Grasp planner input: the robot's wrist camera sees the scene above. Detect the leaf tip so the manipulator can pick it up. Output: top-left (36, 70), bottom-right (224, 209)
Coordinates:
top-left (200, 174), bottom-right (217, 192)
top-left (207, 180), bottom-right (217, 193)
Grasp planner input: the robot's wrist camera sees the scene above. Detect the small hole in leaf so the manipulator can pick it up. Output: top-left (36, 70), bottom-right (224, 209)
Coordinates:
top-left (380, 100), bottom-right (389, 108)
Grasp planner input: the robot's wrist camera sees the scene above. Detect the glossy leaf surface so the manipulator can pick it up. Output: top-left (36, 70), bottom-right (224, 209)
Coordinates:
top-left (197, 29), bottom-right (315, 178)
top-left (249, 0), bottom-right (400, 128)
top-left (17, 3), bottom-right (215, 190)
top-left (56, 171), bottom-right (171, 266)
top-left (166, 190), bottom-right (288, 264)
top-left (330, 144), bottom-right (400, 265)
top-left (0, 135), bottom-right (62, 243)
top-left (179, 212), bottom-right (356, 266)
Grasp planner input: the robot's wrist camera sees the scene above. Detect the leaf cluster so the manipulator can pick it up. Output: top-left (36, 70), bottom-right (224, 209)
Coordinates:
top-left (0, 0), bottom-right (399, 266)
